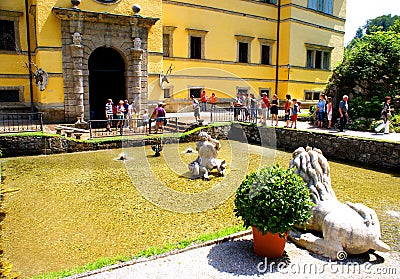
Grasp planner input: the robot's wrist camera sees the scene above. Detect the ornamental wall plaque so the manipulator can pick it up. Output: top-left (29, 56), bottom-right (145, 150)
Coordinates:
top-left (94, 0), bottom-right (121, 4)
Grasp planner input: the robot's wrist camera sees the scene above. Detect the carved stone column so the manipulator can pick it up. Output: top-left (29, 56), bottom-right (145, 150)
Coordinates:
top-left (131, 37), bottom-right (143, 113)
top-left (70, 31), bottom-right (85, 123)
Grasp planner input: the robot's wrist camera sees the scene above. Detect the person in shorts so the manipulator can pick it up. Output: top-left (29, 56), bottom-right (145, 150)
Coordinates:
top-left (191, 95), bottom-right (201, 123)
top-left (289, 99), bottom-right (300, 129)
top-left (105, 98), bottom-right (113, 131)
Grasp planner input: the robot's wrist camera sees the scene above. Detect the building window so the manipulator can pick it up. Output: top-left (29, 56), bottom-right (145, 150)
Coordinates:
top-left (237, 87), bottom-right (249, 97)
top-left (305, 43), bottom-right (333, 69)
top-left (238, 42), bottom-right (249, 63)
top-left (190, 88), bottom-right (202, 98)
top-left (190, 36), bottom-right (202, 59)
top-left (261, 45), bottom-right (271, 65)
top-left (305, 90), bottom-right (322, 101)
top-left (163, 26), bottom-right (176, 58)
top-left (0, 20), bottom-right (16, 51)
top-left (164, 88), bottom-right (171, 98)
top-left (187, 29), bottom-right (208, 60)
top-left (0, 89), bottom-right (19, 102)
top-left (235, 35), bottom-right (254, 64)
top-left (306, 49), bottom-right (330, 69)
top-left (163, 34), bottom-right (170, 57)
top-left (259, 88), bottom-right (271, 98)
top-left (308, 0), bottom-right (333, 15)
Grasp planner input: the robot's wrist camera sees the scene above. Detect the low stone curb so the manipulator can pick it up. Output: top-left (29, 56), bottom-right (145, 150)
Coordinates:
top-left (66, 229), bottom-right (253, 279)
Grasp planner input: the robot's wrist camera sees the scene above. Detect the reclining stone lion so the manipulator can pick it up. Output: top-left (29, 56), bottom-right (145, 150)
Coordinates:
top-left (288, 146), bottom-right (390, 259)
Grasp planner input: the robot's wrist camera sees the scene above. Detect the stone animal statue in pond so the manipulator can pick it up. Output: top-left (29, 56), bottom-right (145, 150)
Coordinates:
top-left (288, 146), bottom-right (390, 260)
top-left (188, 131), bottom-right (226, 179)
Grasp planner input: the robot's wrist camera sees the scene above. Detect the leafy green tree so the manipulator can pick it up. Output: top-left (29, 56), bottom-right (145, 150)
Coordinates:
top-left (351, 14), bottom-right (399, 41)
top-left (326, 31), bottom-right (400, 120)
top-left (389, 18), bottom-right (400, 33)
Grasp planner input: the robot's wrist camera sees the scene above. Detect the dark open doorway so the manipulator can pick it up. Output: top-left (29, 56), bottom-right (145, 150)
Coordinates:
top-left (88, 47), bottom-right (126, 120)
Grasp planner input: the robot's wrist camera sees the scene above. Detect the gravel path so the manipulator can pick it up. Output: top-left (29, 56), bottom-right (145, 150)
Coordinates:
top-left (69, 231), bottom-right (400, 279)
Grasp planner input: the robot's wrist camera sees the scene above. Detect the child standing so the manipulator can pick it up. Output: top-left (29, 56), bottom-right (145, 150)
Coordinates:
top-left (142, 109), bottom-right (149, 133)
top-left (289, 99), bottom-right (301, 128)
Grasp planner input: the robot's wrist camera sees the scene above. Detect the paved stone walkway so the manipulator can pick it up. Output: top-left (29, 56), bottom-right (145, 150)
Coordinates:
top-left (69, 231), bottom-right (400, 279)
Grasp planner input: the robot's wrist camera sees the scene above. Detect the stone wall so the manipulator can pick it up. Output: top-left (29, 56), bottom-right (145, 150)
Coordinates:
top-left (0, 123), bottom-right (399, 171)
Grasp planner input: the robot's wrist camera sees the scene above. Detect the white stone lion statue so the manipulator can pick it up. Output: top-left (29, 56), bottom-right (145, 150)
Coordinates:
top-left (188, 131), bottom-right (226, 179)
top-left (288, 146), bottom-right (390, 260)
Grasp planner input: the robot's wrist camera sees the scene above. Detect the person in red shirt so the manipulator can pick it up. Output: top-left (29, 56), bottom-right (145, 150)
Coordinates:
top-left (260, 93), bottom-right (270, 125)
top-left (210, 92), bottom-right (217, 111)
top-left (201, 90), bottom-right (208, 112)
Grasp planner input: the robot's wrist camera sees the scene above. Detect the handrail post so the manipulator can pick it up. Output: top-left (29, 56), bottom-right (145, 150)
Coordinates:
top-left (39, 113), bottom-right (43, 132)
top-left (89, 120), bottom-right (93, 139)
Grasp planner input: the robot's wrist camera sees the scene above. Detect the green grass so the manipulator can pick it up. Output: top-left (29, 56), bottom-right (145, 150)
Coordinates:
top-left (27, 225), bottom-right (246, 279)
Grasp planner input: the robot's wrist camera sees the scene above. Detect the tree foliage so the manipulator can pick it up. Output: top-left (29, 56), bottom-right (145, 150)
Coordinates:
top-left (326, 30), bottom-right (400, 119)
top-left (353, 14), bottom-right (400, 41)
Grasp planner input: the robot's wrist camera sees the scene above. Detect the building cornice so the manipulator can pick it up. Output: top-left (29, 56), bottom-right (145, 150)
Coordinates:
top-left (52, 7), bottom-right (159, 27)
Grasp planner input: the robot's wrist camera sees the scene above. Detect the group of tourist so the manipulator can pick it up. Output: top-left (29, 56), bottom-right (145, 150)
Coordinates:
top-left (315, 93), bottom-right (348, 132)
top-left (232, 92), bottom-right (302, 128)
top-left (104, 99), bottom-right (149, 133)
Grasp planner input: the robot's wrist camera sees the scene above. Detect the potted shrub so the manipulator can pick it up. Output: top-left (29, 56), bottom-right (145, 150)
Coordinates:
top-left (234, 164), bottom-right (314, 258)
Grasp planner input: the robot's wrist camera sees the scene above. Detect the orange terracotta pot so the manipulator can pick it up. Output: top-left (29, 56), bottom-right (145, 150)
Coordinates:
top-left (252, 226), bottom-right (287, 258)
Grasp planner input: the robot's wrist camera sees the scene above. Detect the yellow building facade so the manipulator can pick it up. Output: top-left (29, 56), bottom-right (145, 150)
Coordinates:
top-left (0, 0), bottom-right (346, 122)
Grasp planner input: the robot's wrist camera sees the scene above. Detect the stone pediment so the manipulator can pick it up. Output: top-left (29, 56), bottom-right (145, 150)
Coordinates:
top-left (52, 7), bottom-right (159, 27)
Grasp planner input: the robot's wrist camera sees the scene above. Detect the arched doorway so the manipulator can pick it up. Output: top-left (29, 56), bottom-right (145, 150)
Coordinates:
top-left (88, 47), bottom-right (126, 120)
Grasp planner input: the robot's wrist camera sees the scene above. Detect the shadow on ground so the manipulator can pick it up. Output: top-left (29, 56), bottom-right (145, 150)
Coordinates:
top-left (207, 239), bottom-right (291, 275)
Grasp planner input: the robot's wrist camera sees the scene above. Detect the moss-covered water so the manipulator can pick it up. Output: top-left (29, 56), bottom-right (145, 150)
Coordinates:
top-left (1, 141), bottom-right (399, 277)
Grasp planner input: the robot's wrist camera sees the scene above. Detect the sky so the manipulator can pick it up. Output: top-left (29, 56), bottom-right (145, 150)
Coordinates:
top-left (345, 0), bottom-right (400, 44)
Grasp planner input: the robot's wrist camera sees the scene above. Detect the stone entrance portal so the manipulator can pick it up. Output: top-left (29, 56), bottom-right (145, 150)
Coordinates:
top-left (52, 7), bottom-right (158, 122)
top-left (88, 47), bottom-right (126, 120)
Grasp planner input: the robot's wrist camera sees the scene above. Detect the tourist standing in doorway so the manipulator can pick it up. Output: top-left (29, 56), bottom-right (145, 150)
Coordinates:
top-left (123, 100), bottom-right (130, 128)
top-left (201, 90), bottom-right (208, 112)
top-left (284, 94), bottom-right (292, 128)
top-left (338, 95), bottom-right (349, 132)
top-left (375, 96), bottom-right (393, 134)
top-left (327, 97), bottom-right (333, 129)
top-left (116, 100), bottom-right (125, 129)
top-left (105, 98), bottom-right (113, 132)
top-left (270, 94), bottom-right (279, 126)
top-left (316, 94), bottom-right (326, 128)
top-left (191, 95), bottom-right (201, 123)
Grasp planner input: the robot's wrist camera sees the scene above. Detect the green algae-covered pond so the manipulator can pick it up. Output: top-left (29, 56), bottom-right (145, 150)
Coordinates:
top-left (1, 140), bottom-right (399, 277)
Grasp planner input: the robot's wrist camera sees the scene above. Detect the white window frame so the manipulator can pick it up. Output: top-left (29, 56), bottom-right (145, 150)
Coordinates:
top-left (305, 43), bottom-right (333, 70)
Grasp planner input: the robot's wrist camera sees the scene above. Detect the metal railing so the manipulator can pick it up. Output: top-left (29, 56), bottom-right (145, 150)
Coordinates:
top-left (0, 112), bottom-right (43, 133)
top-left (210, 107), bottom-right (285, 124)
top-left (88, 116), bottom-right (179, 138)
